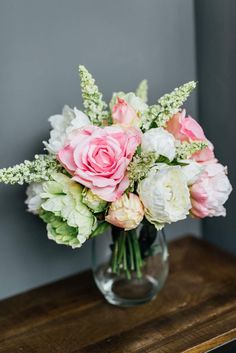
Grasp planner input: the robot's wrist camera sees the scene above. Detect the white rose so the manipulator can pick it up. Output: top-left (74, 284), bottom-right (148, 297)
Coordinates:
top-left (141, 127), bottom-right (176, 161)
top-left (138, 165), bottom-right (191, 228)
top-left (181, 160), bottom-right (204, 185)
top-left (110, 92), bottom-right (148, 114)
top-left (44, 105), bottom-right (90, 154)
top-left (25, 183), bottom-right (44, 214)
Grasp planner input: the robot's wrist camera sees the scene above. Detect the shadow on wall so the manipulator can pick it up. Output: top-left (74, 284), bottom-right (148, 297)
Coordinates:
top-left (195, 0), bottom-right (236, 254)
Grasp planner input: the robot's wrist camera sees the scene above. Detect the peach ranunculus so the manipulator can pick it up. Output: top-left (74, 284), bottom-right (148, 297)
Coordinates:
top-left (166, 109), bottom-right (214, 162)
top-left (190, 160), bottom-right (232, 218)
top-left (105, 193), bottom-right (144, 230)
top-left (112, 98), bottom-right (140, 127)
top-left (57, 125), bottom-right (141, 202)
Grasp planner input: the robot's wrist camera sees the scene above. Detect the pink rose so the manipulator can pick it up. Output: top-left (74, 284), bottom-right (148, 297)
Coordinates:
top-left (112, 98), bottom-right (140, 127)
top-left (190, 160), bottom-right (232, 218)
top-left (57, 125), bottom-right (141, 202)
top-left (105, 193), bottom-right (144, 230)
top-left (166, 109), bottom-right (214, 162)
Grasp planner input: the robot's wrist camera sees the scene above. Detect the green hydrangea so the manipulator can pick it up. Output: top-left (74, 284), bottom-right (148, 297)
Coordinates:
top-left (82, 188), bottom-right (107, 213)
top-left (40, 173), bottom-right (97, 243)
top-left (40, 211), bottom-right (83, 248)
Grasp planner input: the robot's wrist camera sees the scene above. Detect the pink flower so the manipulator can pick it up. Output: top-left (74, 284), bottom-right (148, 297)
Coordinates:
top-left (112, 98), bottom-right (140, 127)
top-left (166, 109), bottom-right (205, 141)
top-left (190, 160), bottom-right (232, 218)
top-left (57, 125), bottom-right (141, 202)
top-left (105, 193), bottom-right (144, 230)
top-left (192, 141), bottom-right (215, 162)
top-left (166, 109), bottom-right (214, 162)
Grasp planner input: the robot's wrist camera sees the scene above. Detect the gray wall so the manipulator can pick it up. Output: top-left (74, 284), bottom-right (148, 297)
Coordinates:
top-left (195, 0), bottom-right (236, 254)
top-left (0, 0), bottom-right (198, 300)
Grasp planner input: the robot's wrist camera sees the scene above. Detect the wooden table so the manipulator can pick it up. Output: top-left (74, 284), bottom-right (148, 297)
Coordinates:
top-left (1, 236), bottom-right (236, 353)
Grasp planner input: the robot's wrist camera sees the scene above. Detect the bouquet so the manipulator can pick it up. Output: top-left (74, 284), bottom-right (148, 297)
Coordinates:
top-left (0, 66), bottom-right (232, 279)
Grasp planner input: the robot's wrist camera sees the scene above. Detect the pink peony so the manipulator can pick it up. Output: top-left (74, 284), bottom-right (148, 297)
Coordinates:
top-left (105, 193), bottom-right (144, 230)
top-left (57, 125), bottom-right (141, 202)
top-left (166, 109), bottom-right (214, 162)
top-left (112, 98), bottom-right (140, 127)
top-left (190, 160), bottom-right (232, 218)
top-left (192, 141), bottom-right (215, 162)
top-left (166, 109), bottom-right (205, 141)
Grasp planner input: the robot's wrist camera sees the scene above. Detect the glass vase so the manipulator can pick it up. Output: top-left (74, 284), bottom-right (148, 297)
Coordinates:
top-left (91, 223), bottom-right (169, 307)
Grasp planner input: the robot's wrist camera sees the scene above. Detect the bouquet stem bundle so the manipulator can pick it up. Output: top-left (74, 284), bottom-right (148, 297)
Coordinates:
top-left (111, 228), bottom-right (143, 279)
top-left (111, 222), bottom-right (159, 279)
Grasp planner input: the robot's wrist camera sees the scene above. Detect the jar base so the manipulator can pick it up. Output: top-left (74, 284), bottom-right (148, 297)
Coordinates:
top-left (94, 264), bottom-right (168, 307)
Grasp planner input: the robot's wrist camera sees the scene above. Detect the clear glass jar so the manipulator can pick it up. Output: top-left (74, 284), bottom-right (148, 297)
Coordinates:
top-left (92, 223), bottom-right (169, 307)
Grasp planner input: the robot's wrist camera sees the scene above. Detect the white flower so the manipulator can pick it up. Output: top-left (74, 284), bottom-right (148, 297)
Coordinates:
top-left (141, 127), bottom-right (176, 161)
top-left (25, 183), bottom-right (44, 214)
top-left (138, 165), bottom-right (191, 229)
top-left (44, 105), bottom-right (90, 154)
top-left (110, 92), bottom-right (148, 114)
top-left (181, 160), bottom-right (204, 185)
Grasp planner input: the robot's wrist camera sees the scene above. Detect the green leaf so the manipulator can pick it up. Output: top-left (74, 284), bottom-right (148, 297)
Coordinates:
top-left (136, 145), bottom-right (142, 156)
top-left (90, 221), bottom-right (110, 238)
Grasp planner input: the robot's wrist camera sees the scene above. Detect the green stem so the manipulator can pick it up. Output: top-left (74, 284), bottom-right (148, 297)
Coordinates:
top-left (127, 233), bottom-right (135, 271)
top-left (134, 231), bottom-right (143, 278)
top-left (123, 242), bottom-right (131, 280)
top-left (111, 227), bottom-right (143, 279)
top-left (111, 239), bottom-right (119, 273)
top-left (132, 230), bottom-right (143, 279)
top-left (117, 231), bottom-right (126, 265)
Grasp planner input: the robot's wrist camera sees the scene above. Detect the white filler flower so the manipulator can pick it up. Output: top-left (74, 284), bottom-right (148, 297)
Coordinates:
top-left (138, 165), bottom-right (191, 228)
top-left (44, 105), bottom-right (90, 154)
top-left (141, 127), bottom-right (176, 161)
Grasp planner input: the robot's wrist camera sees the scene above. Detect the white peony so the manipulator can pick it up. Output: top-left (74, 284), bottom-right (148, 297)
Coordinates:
top-left (138, 165), bottom-right (191, 229)
top-left (44, 105), bottom-right (90, 154)
top-left (110, 92), bottom-right (148, 114)
top-left (25, 183), bottom-right (44, 214)
top-left (141, 127), bottom-right (176, 161)
top-left (181, 160), bottom-right (205, 185)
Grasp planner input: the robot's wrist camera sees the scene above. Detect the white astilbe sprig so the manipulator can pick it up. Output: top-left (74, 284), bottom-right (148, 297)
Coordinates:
top-left (136, 79), bottom-right (148, 103)
top-left (79, 65), bottom-right (108, 126)
top-left (176, 141), bottom-right (208, 160)
top-left (0, 155), bottom-right (63, 185)
top-left (141, 81), bottom-right (197, 131)
top-left (127, 151), bottom-right (158, 190)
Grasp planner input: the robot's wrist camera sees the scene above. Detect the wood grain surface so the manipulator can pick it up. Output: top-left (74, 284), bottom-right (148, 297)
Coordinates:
top-left (0, 236), bottom-right (236, 353)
